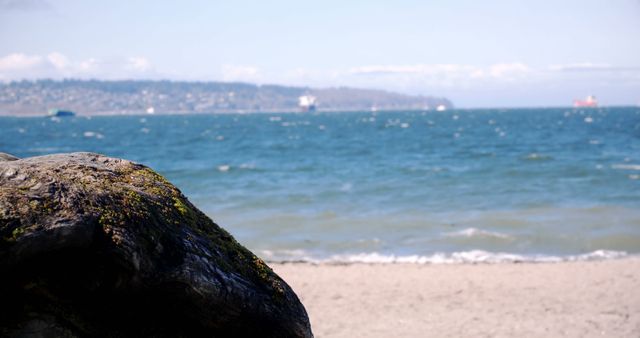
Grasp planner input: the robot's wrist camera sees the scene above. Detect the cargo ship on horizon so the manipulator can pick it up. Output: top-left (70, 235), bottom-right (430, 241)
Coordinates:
top-left (573, 95), bottom-right (598, 108)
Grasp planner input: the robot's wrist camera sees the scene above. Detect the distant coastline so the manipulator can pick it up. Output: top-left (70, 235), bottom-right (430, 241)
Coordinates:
top-left (2, 105), bottom-right (635, 117)
top-left (0, 107), bottom-right (441, 117)
top-left (0, 79), bottom-right (452, 116)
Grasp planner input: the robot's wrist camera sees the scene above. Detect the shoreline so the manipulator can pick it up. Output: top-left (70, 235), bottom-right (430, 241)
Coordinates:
top-left (262, 249), bottom-right (633, 265)
top-left (273, 257), bottom-right (640, 337)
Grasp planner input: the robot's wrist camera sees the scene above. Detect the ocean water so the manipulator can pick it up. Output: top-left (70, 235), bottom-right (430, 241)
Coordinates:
top-left (2, 108), bottom-right (640, 263)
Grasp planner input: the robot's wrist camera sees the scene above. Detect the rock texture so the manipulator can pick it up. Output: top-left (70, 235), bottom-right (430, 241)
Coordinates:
top-left (0, 152), bottom-right (312, 337)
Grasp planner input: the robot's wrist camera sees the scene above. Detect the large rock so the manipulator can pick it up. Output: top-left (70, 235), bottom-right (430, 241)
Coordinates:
top-left (0, 152), bottom-right (312, 337)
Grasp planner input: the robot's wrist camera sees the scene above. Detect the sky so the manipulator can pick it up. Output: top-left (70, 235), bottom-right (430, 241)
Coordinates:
top-left (1, 0), bottom-right (639, 108)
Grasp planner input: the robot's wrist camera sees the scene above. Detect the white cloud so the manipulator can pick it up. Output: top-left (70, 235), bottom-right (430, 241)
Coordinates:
top-left (0, 53), bottom-right (44, 71)
top-left (0, 52), bottom-right (157, 80)
top-left (47, 52), bottom-right (69, 69)
top-left (549, 62), bottom-right (612, 72)
top-left (126, 57), bottom-right (152, 72)
top-left (342, 62), bottom-right (533, 90)
top-left (348, 64), bottom-right (475, 76)
top-left (79, 58), bottom-right (99, 72)
top-left (221, 64), bottom-right (260, 82)
top-left (469, 69), bottom-right (485, 79)
top-left (488, 63), bottom-right (530, 78)
top-left (548, 62), bottom-right (640, 72)
top-left (349, 63), bottom-right (530, 79)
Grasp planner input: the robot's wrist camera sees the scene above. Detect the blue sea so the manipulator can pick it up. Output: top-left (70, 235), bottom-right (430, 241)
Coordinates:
top-left (2, 108), bottom-right (640, 263)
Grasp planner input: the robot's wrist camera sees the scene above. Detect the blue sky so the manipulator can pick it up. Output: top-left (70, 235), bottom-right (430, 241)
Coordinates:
top-left (1, 0), bottom-right (639, 107)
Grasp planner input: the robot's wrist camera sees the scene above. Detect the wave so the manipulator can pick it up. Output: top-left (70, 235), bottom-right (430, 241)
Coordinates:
top-left (442, 227), bottom-right (512, 240)
top-left (523, 153), bottom-right (554, 161)
top-left (261, 249), bottom-right (630, 264)
top-left (612, 164), bottom-right (640, 171)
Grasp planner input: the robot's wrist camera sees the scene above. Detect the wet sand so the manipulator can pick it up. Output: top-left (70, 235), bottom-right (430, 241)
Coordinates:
top-left (273, 258), bottom-right (640, 337)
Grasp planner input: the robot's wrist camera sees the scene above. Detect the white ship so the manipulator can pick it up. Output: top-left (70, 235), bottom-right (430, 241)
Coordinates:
top-left (298, 95), bottom-right (317, 112)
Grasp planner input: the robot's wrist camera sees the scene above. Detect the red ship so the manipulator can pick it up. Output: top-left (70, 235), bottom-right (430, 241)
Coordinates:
top-left (573, 95), bottom-right (598, 108)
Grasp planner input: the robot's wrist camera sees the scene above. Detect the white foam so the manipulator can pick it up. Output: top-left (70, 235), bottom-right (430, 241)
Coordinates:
top-left (525, 153), bottom-right (551, 161)
top-left (217, 165), bottom-right (230, 172)
top-left (443, 227), bottom-right (512, 240)
top-left (260, 249), bottom-right (310, 261)
top-left (83, 131), bottom-right (104, 139)
top-left (526, 153), bottom-right (540, 159)
top-left (356, 238), bottom-right (381, 244)
top-left (263, 250), bottom-right (629, 264)
top-left (612, 164), bottom-right (640, 171)
top-left (239, 163), bottom-right (255, 170)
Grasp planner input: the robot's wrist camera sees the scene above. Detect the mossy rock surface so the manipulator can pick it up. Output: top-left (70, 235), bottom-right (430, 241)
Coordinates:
top-left (0, 152), bottom-right (312, 337)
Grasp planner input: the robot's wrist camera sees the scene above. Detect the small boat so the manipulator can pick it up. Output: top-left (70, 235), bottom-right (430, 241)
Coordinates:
top-left (48, 109), bottom-right (76, 117)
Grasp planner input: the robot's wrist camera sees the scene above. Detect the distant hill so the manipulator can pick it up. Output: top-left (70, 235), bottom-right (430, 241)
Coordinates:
top-left (0, 79), bottom-right (452, 115)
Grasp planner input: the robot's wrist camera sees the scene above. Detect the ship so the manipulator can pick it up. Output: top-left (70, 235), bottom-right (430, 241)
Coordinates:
top-left (48, 109), bottom-right (76, 117)
top-left (573, 95), bottom-right (598, 108)
top-left (298, 95), bottom-right (317, 112)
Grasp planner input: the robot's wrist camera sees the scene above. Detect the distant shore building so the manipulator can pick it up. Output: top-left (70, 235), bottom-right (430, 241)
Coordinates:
top-left (298, 95), bottom-right (317, 112)
top-left (573, 95), bottom-right (598, 108)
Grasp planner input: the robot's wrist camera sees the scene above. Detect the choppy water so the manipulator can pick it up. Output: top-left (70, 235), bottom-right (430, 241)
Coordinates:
top-left (2, 108), bottom-right (640, 263)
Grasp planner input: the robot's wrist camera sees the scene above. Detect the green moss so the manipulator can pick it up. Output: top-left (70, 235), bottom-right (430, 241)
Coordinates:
top-left (252, 256), bottom-right (271, 280)
top-left (28, 200), bottom-right (40, 209)
top-left (252, 255), bottom-right (285, 296)
top-left (98, 208), bottom-right (123, 229)
top-left (138, 167), bottom-right (171, 185)
top-left (172, 197), bottom-right (189, 216)
top-left (11, 227), bottom-right (26, 240)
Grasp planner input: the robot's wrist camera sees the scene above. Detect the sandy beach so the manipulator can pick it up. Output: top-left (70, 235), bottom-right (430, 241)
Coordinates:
top-left (273, 258), bottom-right (640, 338)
